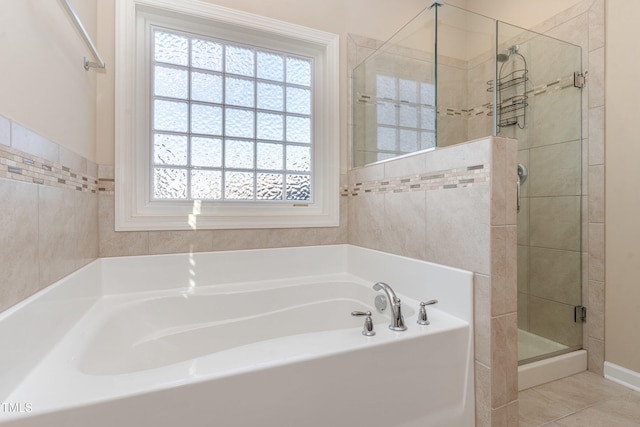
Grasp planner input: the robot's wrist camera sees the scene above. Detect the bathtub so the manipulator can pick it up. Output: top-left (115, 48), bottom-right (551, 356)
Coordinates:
top-left (0, 245), bottom-right (474, 427)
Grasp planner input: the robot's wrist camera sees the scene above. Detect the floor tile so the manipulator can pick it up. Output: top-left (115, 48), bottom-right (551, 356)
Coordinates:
top-left (518, 389), bottom-right (575, 427)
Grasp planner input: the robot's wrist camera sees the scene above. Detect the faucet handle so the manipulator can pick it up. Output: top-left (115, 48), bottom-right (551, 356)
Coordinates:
top-left (351, 311), bottom-right (376, 336)
top-left (417, 300), bottom-right (438, 325)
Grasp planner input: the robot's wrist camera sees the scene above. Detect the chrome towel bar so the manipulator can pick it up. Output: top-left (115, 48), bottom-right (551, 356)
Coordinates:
top-left (59, 0), bottom-right (105, 71)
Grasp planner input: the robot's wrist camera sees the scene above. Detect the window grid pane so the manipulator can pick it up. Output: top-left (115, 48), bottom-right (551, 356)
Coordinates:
top-left (151, 28), bottom-right (313, 202)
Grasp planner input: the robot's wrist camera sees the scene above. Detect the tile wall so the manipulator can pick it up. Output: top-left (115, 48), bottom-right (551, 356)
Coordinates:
top-left (0, 114), bottom-right (98, 312)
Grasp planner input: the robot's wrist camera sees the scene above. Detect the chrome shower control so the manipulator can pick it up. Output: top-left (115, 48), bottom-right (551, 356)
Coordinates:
top-left (374, 294), bottom-right (387, 313)
top-left (351, 311), bottom-right (376, 336)
top-left (417, 300), bottom-right (438, 325)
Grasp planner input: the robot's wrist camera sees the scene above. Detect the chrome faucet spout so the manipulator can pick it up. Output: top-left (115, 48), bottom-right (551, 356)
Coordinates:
top-left (373, 282), bottom-right (407, 331)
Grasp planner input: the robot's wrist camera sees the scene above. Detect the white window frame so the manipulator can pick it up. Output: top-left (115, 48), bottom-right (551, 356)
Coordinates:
top-left (115, 0), bottom-right (340, 231)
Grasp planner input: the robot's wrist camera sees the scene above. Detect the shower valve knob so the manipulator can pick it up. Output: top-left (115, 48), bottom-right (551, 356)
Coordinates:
top-left (417, 299), bottom-right (438, 325)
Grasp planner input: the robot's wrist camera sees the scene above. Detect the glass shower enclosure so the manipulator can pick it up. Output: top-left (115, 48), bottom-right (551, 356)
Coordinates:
top-left (352, 3), bottom-right (583, 365)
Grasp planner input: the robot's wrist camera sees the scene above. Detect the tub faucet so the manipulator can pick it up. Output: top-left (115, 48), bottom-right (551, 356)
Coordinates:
top-left (373, 282), bottom-right (407, 331)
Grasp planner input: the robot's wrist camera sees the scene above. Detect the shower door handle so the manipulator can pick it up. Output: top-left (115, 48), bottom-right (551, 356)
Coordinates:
top-left (517, 176), bottom-right (521, 213)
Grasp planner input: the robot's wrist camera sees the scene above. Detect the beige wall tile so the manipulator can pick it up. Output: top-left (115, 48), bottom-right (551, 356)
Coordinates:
top-left (348, 192), bottom-right (386, 252)
top-left (529, 247), bottom-right (582, 305)
top-left (529, 140), bottom-right (581, 197)
top-left (588, 47), bottom-right (605, 108)
top-left (530, 196), bottom-right (581, 251)
top-left (475, 274), bottom-right (492, 367)
top-left (148, 230), bottom-right (214, 255)
top-left (425, 137), bottom-right (491, 172)
top-left (11, 122), bottom-right (59, 164)
top-left (588, 106), bottom-right (604, 165)
top-left (491, 313), bottom-right (518, 408)
top-left (588, 222), bottom-right (604, 281)
top-left (37, 185), bottom-right (79, 287)
top-left (587, 337), bottom-right (604, 375)
top-left (382, 190), bottom-right (427, 260)
top-left (528, 295), bottom-right (583, 347)
top-left (517, 197), bottom-right (529, 245)
top-left (491, 400), bottom-right (518, 427)
top-left (98, 192), bottom-right (149, 257)
top-left (0, 114), bottom-right (9, 146)
top-left (517, 245), bottom-right (530, 294)
top-left (75, 190), bottom-right (98, 270)
top-left (491, 139), bottom-right (507, 226)
top-left (518, 292), bottom-right (529, 330)
top-left (0, 179), bottom-right (39, 312)
top-left (530, 91), bottom-right (582, 149)
top-left (475, 361), bottom-right (492, 427)
top-left (426, 186), bottom-right (491, 274)
top-left (588, 164), bottom-right (604, 223)
top-left (491, 226), bottom-right (517, 316)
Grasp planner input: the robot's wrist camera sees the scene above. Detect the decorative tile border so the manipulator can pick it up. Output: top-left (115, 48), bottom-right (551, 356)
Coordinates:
top-left (343, 163), bottom-right (489, 197)
top-left (0, 141), bottom-right (98, 193)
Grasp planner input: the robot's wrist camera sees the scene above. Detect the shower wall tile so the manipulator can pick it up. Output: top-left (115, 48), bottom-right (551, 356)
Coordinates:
top-left (517, 150), bottom-right (530, 197)
top-left (588, 222), bottom-right (605, 281)
top-left (425, 137), bottom-right (491, 172)
top-left (588, 280), bottom-right (605, 340)
top-left (588, 106), bottom-right (605, 165)
top-left (59, 146), bottom-right (87, 175)
top-left (530, 196), bottom-right (581, 251)
top-left (529, 140), bottom-right (582, 197)
top-left (588, 165), bottom-right (605, 222)
top-left (491, 138), bottom-right (518, 227)
top-left (491, 400), bottom-right (519, 427)
top-left (528, 295), bottom-right (583, 348)
top-left (545, 13), bottom-right (589, 65)
top-left (518, 292), bottom-right (529, 330)
top-left (530, 90), bottom-right (582, 148)
top-left (529, 247), bottom-right (582, 305)
top-left (517, 245), bottom-right (529, 294)
top-left (0, 179), bottom-right (39, 312)
top-left (517, 197), bottom-right (529, 245)
top-left (383, 151), bottom-right (427, 178)
top-left (589, 0), bottom-right (605, 51)
top-left (588, 47), bottom-right (605, 108)
top-left (0, 114), bottom-right (9, 146)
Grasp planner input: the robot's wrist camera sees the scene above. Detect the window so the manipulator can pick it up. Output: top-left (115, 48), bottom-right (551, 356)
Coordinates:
top-left (115, 0), bottom-right (339, 231)
top-left (375, 75), bottom-right (435, 162)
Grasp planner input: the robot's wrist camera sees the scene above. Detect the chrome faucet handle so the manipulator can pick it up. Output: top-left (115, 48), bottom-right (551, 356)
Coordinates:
top-left (417, 300), bottom-right (438, 325)
top-left (351, 311), bottom-right (375, 336)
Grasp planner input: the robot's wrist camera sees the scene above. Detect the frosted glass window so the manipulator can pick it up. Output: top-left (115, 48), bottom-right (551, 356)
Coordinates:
top-left (151, 28), bottom-right (314, 202)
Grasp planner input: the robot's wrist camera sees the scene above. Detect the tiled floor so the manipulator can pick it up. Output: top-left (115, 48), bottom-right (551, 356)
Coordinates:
top-left (519, 371), bottom-right (640, 426)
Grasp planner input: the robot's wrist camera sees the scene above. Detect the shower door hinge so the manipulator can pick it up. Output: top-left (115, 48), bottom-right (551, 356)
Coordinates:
top-left (574, 71), bottom-right (587, 88)
top-left (574, 305), bottom-right (587, 323)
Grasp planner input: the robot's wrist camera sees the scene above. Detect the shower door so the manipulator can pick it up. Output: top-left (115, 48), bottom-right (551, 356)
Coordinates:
top-left (497, 22), bottom-right (584, 364)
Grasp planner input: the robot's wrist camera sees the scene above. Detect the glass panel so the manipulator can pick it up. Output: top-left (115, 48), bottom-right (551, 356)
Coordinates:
top-left (286, 87), bottom-right (311, 115)
top-left (154, 66), bottom-right (188, 99)
top-left (286, 57), bottom-right (311, 86)
top-left (191, 170), bottom-right (222, 200)
top-left (225, 171), bottom-right (254, 199)
top-left (191, 104), bottom-right (222, 136)
top-left (496, 20), bottom-right (584, 364)
top-left (191, 71), bottom-right (222, 104)
top-left (257, 82), bottom-right (284, 111)
top-left (191, 39), bottom-right (223, 71)
top-left (399, 104), bottom-right (418, 128)
top-left (285, 174), bottom-right (310, 201)
top-left (286, 145), bottom-right (311, 172)
top-left (191, 137), bottom-right (222, 167)
top-left (153, 167), bottom-right (187, 199)
top-left (226, 45), bottom-right (254, 77)
top-left (154, 100), bottom-right (188, 132)
top-left (225, 108), bottom-right (255, 139)
top-left (377, 127), bottom-right (396, 151)
top-left (256, 112), bottom-right (284, 141)
top-left (226, 77), bottom-right (255, 108)
top-left (376, 102), bottom-right (396, 126)
top-left (225, 139), bottom-right (254, 169)
top-left (154, 31), bottom-right (188, 66)
top-left (257, 52), bottom-right (284, 81)
top-left (376, 75), bottom-right (396, 99)
top-left (286, 116), bottom-right (311, 143)
top-left (153, 133), bottom-right (188, 166)
top-left (256, 173), bottom-right (283, 200)
top-left (257, 142), bottom-right (283, 170)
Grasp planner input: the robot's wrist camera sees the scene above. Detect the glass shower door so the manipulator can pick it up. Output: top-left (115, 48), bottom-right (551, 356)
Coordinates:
top-left (497, 22), bottom-right (584, 364)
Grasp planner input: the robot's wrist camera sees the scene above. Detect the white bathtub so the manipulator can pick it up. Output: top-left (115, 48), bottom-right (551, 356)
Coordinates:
top-left (0, 245), bottom-right (474, 427)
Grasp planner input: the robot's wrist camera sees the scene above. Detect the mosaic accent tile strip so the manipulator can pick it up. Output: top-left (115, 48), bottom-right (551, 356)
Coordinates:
top-left (0, 144), bottom-right (98, 193)
top-left (344, 164), bottom-right (489, 197)
top-left (98, 178), bottom-right (115, 194)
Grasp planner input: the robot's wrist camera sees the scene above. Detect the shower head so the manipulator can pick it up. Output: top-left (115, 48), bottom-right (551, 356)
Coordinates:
top-left (497, 51), bottom-right (510, 62)
top-left (497, 45), bottom-right (520, 62)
